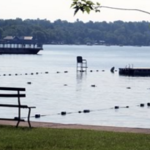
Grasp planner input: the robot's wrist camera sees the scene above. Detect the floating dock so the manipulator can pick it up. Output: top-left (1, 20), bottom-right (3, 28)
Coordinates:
top-left (119, 67), bottom-right (150, 76)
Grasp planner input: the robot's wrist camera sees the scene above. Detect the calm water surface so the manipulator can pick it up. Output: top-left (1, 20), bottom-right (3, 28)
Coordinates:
top-left (0, 45), bottom-right (150, 128)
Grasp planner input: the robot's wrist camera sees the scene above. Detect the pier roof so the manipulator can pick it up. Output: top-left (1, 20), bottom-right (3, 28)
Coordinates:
top-left (1, 36), bottom-right (36, 44)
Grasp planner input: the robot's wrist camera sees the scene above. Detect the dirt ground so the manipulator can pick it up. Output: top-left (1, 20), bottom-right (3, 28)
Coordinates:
top-left (0, 120), bottom-right (150, 134)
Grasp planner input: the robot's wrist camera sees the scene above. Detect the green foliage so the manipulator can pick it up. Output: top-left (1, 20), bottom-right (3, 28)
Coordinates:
top-left (71, 0), bottom-right (100, 15)
top-left (0, 19), bottom-right (150, 46)
top-left (1, 125), bottom-right (150, 150)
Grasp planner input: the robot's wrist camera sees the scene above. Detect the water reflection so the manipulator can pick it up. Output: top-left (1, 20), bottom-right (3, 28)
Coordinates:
top-left (76, 71), bottom-right (87, 83)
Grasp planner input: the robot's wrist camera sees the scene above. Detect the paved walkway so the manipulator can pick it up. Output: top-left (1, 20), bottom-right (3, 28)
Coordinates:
top-left (0, 120), bottom-right (150, 134)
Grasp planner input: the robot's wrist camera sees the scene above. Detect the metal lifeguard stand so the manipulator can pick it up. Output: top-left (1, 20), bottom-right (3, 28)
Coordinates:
top-left (76, 56), bottom-right (87, 72)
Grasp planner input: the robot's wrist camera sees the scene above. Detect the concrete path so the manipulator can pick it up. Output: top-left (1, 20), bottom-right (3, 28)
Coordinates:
top-left (0, 120), bottom-right (150, 134)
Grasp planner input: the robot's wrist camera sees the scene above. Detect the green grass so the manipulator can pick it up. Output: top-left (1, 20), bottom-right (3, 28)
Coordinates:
top-left (0, 125), bottom-right (150, 150)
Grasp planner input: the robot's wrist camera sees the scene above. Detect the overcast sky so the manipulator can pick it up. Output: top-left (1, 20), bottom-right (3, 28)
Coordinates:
top-left (1, 0), bottom-right (150, 22)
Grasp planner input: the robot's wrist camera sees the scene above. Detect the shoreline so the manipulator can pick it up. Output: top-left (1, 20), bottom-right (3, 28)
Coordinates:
top-left (0, 120), bottom-right (150, 134)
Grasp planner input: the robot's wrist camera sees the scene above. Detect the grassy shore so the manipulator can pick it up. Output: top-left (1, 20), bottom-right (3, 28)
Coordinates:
top-left (1, 125), bottom-right (150, 150)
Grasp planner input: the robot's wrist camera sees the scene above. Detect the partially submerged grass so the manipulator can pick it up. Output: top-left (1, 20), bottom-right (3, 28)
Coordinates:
top-left (0, 125), bottom-right (150, 150)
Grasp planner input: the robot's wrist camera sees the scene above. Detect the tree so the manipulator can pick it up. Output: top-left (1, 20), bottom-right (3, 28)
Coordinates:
top-left (0, 28), bottom-right (2, 39)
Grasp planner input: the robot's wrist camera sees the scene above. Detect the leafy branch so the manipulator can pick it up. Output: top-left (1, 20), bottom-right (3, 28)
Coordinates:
top-left (71, 0), bottom-right (150, 16)
top-left (71, 0), bottom-right (100, 15)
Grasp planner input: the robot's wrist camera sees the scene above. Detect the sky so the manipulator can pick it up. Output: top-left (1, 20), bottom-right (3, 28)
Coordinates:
top-left (1, 0), bottom-right (150, 22)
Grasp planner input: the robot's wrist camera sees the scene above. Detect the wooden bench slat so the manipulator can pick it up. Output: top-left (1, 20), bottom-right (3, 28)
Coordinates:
top-left (0, 87), bottom-right (25, 91)
top-left (0, 118), bottom-right (25, 121)
top-left (0, 94), bottom-right (25, 97)
top-left (0, 104), bottom-right (28, 108)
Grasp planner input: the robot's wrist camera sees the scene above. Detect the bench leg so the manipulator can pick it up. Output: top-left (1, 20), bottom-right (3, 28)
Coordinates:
top-left (16, 120), bottom-right (20, 128)
top-left (28, 108), bottom-right (32, 128)
top-left (16, 106), bottom-right (21, 128)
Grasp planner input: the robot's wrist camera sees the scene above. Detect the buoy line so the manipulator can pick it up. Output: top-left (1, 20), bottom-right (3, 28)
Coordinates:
top-left (20, 102), bottom-right (150, 119)
top-left (0, 68), bottom-right (117, 77)
top-left (0, 71), bottom-right (50, 77)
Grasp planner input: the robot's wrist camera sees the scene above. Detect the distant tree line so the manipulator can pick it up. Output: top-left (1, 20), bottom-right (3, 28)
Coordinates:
top-left (0, 18), bottom-right (150, 46)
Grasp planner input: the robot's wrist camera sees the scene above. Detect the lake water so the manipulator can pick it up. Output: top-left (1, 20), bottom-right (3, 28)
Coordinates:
top-left (1, 45), bottom-right (150, 128)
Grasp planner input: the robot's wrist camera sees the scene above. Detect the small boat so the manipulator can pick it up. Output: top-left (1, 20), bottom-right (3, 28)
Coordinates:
top-left (0, 36), bottom-right (43, 54)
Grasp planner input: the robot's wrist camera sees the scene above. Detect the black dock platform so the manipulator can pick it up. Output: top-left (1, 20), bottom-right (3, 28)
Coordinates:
top-left (119, 67), bottom-right (150, 76)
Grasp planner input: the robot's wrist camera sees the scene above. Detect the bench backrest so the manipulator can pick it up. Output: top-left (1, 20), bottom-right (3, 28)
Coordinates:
top-left (0, 87), bottom-right (25, 98)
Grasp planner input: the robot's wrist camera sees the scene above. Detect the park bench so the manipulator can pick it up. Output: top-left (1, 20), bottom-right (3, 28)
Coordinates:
top-left (0, 87), bottom-right (36, 128)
